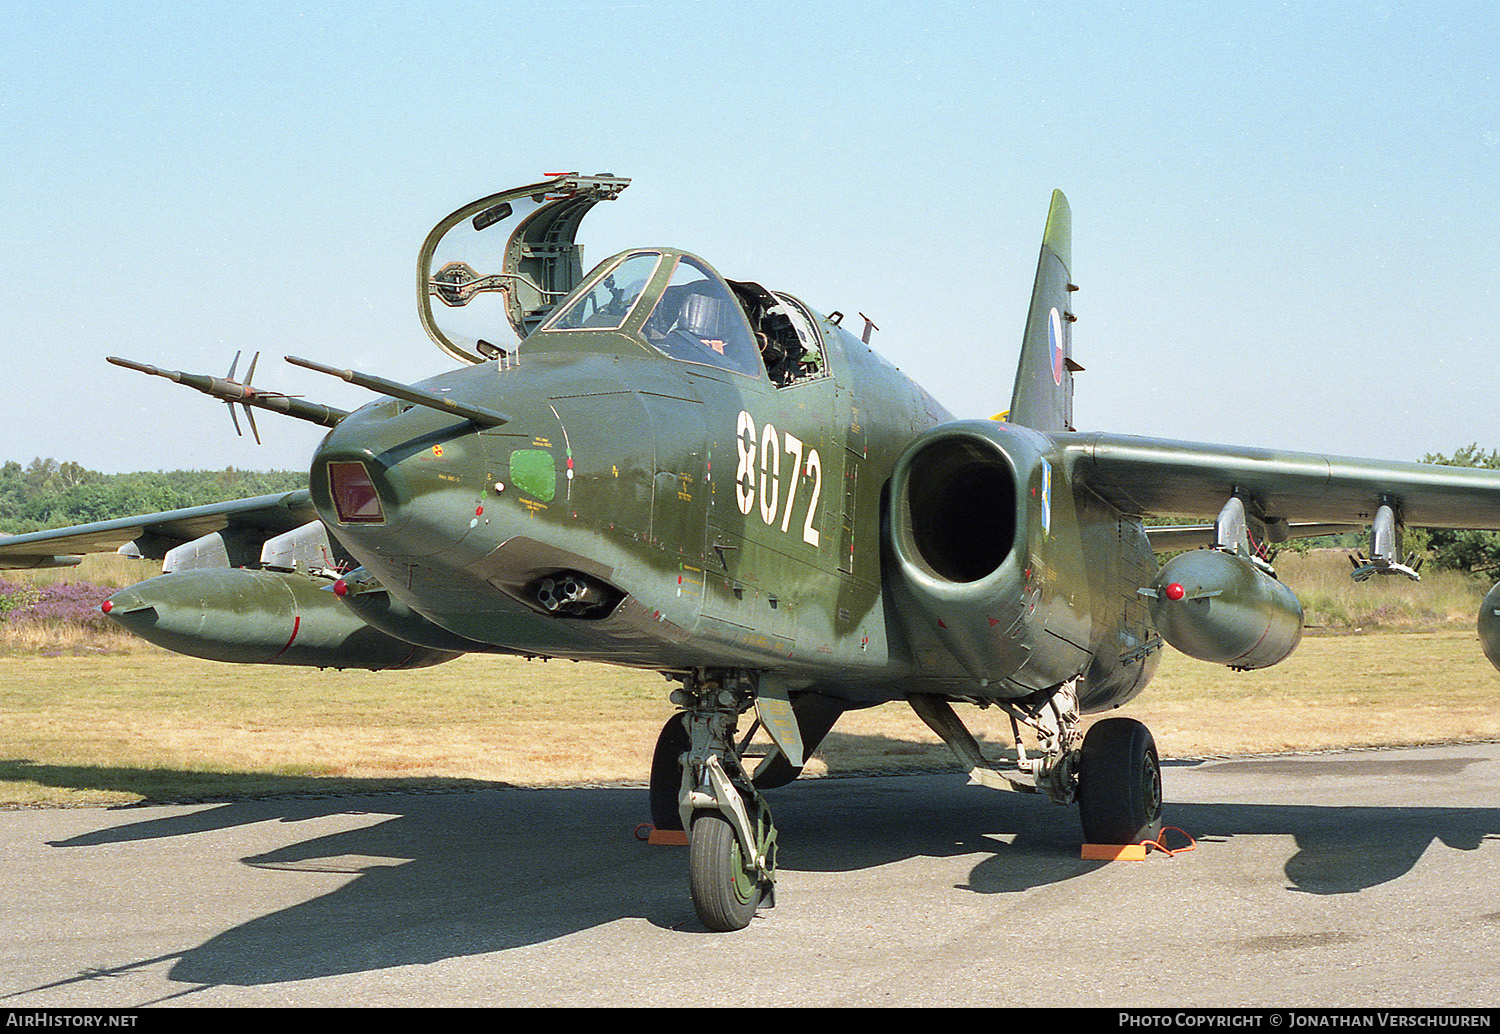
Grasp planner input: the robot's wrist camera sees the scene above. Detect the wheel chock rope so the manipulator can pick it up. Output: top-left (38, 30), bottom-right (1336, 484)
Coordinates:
top-left (1146, 826), bottom-right (1196, 856)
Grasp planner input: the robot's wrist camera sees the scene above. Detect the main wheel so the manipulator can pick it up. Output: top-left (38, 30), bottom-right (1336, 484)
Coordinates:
top-left (689, 811), bottom-right (762, 931)
top-left (1077, 717), bottom-right (1163, 845)
top-left (649, 714), bottom-right (691, 831)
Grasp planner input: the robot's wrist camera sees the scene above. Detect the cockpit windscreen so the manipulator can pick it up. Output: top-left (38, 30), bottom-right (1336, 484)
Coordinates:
top-left (640, 256), bottom-right (761, 377)
top-left (544, 252), bottom-right (662, 332)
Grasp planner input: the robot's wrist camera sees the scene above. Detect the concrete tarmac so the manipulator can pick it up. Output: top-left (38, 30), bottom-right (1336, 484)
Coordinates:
top-left (3, 743), bottom-right (1499, 1008)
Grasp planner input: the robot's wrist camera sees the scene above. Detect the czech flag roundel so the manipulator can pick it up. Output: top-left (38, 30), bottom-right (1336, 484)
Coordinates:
top-left (1049, 307), bottom-right (1065, 386)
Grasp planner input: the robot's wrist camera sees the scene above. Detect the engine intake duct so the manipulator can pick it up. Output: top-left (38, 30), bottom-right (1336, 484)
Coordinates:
top-left (898, 430), bottom-right (1020, 584)
top-left (889, 421), bottom-right (1057, 687)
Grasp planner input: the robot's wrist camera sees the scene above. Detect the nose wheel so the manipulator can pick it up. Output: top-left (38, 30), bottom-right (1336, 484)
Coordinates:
top-left (689, 805), bottom-right (773, 932)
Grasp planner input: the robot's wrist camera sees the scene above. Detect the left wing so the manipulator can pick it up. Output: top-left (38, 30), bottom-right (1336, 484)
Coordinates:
top-left (1062, 433), bottom-right (1500, 530)
top-left (0, 490), bottom-right (317, 569)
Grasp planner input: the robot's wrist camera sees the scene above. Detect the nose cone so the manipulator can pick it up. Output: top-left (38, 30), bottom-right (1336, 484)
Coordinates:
top-left (309, 391), bottom-right (492, 562)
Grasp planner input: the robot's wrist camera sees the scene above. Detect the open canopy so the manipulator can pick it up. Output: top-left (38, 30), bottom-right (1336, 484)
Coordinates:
top-left (418, 173), bottom-right (631, 365)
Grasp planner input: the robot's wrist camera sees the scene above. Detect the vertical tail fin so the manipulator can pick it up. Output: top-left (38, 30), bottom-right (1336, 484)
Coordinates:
top-left (1006, 190), bottom-right (1077, 432)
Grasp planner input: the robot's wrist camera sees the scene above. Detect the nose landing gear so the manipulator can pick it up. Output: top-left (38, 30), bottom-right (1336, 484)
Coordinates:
top-left (657, 669), bottom-right (778, 931)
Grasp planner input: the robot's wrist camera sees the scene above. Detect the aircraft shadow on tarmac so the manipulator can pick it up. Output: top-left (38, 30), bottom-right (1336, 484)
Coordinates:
top-left (0, 757), bottom-right (510, 802)
top-left (18, 751), bottom-right (1500, 993)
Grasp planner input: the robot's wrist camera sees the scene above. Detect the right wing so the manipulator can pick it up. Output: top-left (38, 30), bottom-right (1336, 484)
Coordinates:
top-left (0, 490), bottom-right (317, 569)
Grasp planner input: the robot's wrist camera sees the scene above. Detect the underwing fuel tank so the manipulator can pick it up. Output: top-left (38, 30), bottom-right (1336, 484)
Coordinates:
top-left (1146, 549), bottom-right (1303, 670)
top-left (1479, 582), bottom-right (1500, 672)
top-left (102, 568), bottom-right (459, 670)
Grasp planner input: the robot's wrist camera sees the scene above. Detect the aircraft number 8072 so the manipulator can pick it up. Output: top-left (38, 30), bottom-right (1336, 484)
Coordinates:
top-left (735, 410), bottom-right (822, 547)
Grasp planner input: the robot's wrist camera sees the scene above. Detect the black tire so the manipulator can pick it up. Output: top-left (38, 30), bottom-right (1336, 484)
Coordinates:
top-left (689, 811), bottom-right (762, 931)
top-left (649, 714), bottom-right (691, 831)
top-left (1077, 717), bottom-right (1163, 845)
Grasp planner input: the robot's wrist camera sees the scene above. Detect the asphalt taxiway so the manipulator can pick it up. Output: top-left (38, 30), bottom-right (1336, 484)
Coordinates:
top-left (3, 743), bottom-right (1499, 1007)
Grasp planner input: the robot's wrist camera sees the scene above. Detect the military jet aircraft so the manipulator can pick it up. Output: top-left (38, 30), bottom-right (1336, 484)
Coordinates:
top-left (7, 173), bottom-right (1500, 931)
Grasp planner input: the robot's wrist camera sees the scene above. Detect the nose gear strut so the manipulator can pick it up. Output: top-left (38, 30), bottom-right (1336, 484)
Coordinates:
top-left (668, 668), bottom-right (778, 931)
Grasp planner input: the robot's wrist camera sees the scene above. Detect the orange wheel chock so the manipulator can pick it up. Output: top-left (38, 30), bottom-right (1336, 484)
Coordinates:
top-left (1081, 826), bottom-right (1196, 861)
top-left (636, 822), bottom-right (689, 847)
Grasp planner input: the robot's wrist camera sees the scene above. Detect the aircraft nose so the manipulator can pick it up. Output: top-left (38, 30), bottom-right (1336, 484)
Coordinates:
top-left (308, 400), bottom-right (492, 560)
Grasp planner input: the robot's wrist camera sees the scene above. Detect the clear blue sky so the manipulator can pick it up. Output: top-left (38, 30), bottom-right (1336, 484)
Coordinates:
top-left (1, 1), bottom-right (1496, 473)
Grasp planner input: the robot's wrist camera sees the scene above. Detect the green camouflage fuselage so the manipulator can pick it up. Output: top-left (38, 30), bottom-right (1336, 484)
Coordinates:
top-left (310, 253), bottom-right (1160, 712)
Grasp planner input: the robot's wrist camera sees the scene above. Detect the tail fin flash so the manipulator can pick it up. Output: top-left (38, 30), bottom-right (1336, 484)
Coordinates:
top-left (1006, 190), bottom-right (1078, 432)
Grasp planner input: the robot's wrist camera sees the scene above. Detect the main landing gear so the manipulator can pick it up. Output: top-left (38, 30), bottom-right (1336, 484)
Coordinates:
top-left (650, 672), bottom-right (1165, 931)
top-left (910, 679), bottom-right (1163, 846)
top-left (653, 669), bottom-right (778, 931)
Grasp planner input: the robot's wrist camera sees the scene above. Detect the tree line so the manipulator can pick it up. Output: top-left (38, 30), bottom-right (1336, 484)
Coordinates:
top-left (0, 458), bottom-right (305, 535)
top-left (1419, 444), bottom-right (1500, 574)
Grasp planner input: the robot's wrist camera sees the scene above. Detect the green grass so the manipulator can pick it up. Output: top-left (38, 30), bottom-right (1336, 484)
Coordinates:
top-left (3, 629), bottom-right (1497, 809)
